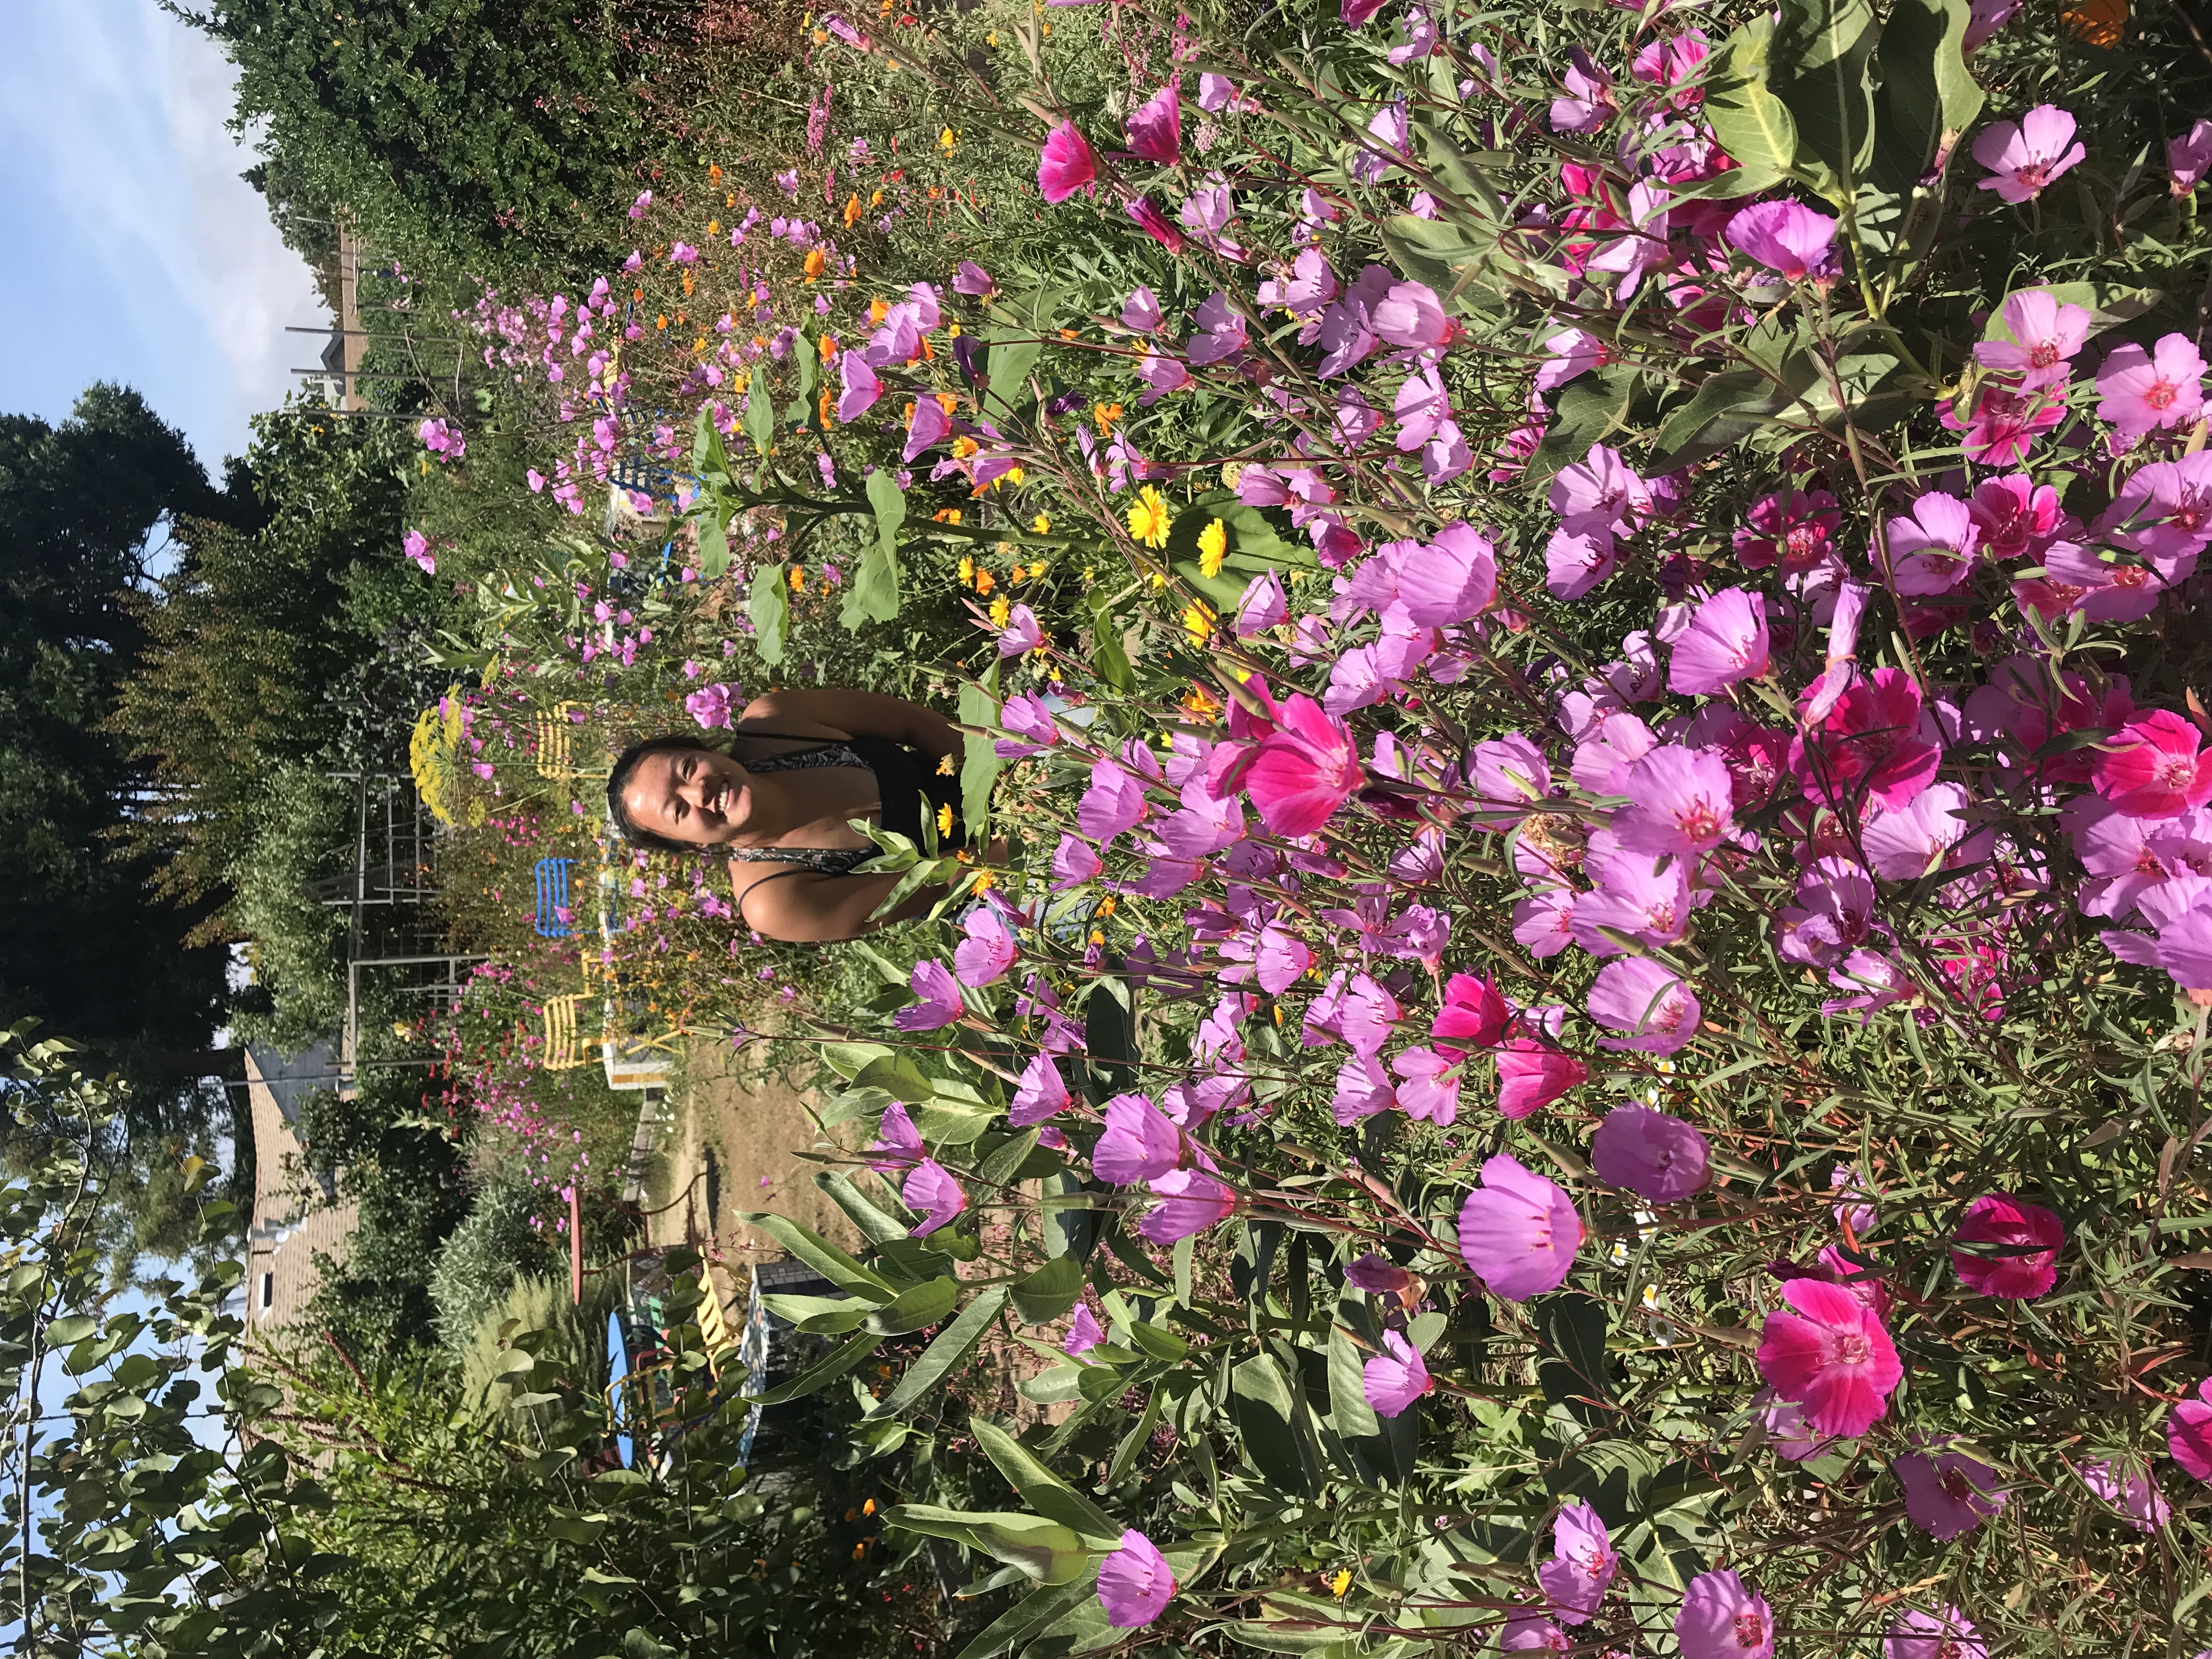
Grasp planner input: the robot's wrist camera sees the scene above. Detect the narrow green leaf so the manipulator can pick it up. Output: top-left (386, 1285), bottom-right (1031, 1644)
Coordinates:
top-left (868, 1285), bottom-right (1009, 1418)
top-left (747, 562), bottom-right (788, 667)
top-left (1705, 18), bottom-right (1807, 187)
top-left (959, 671), bottom-right (1003, 838)
top-left (736, 1210), bottom-right (895, 1299)
top-left (1012, 1255), bottom-right (1085, 1325)
top-left (867, 1276), bottom-right (964, 1335)
top-left (746, 1329), bottom-right (884, 1407)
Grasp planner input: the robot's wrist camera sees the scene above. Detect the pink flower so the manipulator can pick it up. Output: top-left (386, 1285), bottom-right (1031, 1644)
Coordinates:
top-left (1051, 833), bottom-right (1101, 888)
top-left (1011, 1053), bottom-right (1070, 1126)
top-left (2096, 332), bottom-right (2208, 439)
top-left (1139, 1169), bottom-right (1235, 1243)
top-left (953, 259), bottom-right (996, 296)
top-left (402, 529), bottom-right (437, 574)
top-left (1669, 588), bottom-right (1770, 693)
top-left (1125, 83), bottom-right (1181, 162)
top-left (1756, 1278), bottom-right (1902, 1438)
top-left (902, 1159), bottom-right (968, 1235)
top-left (995, 602), bottom-right (1043, 658)
top-left (1545, 527), bottom-right (1617, 598)
top-left (1097, 1529), bottom-right (1176, 1627)
top-left (1236, 571), bottom-right (1288, 635)
top-left (866, 1100), bottom-right (924, 1172)
top-left (1950, 1192), bottom-right (2064, 1297)
top-left (1080, 757), bottom-right (1149, 840)
top-left (1063, 1303), bottom-right (1105, 1355)
top-left (1371, 281), bottom-right (1459, 353)
top-left (1883, 492), bottom-right (1982, 595)
top-left (903, 394), bottom-right (951, 461)
top-left (1790, 668), bottom-right (1942, 811)
top-left (1125, 195), bottom-right (1186, 253)
top-left (1395, 522), bottom-right (1496, 624)
top-left (1886, 1608), bottom-right (1985, 1659)
top-left (1469, 734), bottom-right (1551, 813)
top-left (895, 960), bottom-right (964, 1030)
top-left (1963, 0), bottom-right (2018, 46)
top-left (1973, 288), bottom-right (2092, 388)
top-left (1038, 121), bottom-right (1099, 203)
top-left (1590, 1105), bottom-right (1710, 1203)
top-left (1431, 972), bottom-right (1511, 1056)
top-left (1362, 1330), bottom-right (1435, 1416)
top-left (952, 909), bottom-right (1019, 987)
top-left (1537, 1502), bottom-right (1617, 1624)
top-left (2167, 1378), bottom-right (2212, 1480)
top-left (1344, 1252), bottom-right (1410, 1295)
top-left (2078, 1458), bottom-right (2170, 1531)
top-left (836, 351), bottom-right (882, 422)
top-left (1549, 444), bottom-right (1648, 536)
top-left (1589, 958), bottom-right (1701, 1055)
top-left (1735, 487), bottom-right (1840, 574)
top-left (1615, 743), bottom-right (1736, 857)
top-left (1457, 1153), bottom-right (1583, 1300)
top-left (1241, 693), bottom-right (1364, 837)
top-left (1972, 104), bottom-right (2087, 203)
top-left (1497, 1039), bottom-right (1588, 1119)
top-left (1724, 199), bottom-right (1838, 281)
top-left (2171, 119), bottom-right (2212, 194)
top-left (1549, 48), bottom-right (1616, 133)
top-left (1942, 381), bottom-right (2064, 467)
top-left (1391, 1046), bottom-right (1460, 1124)
top-left (1499, 1612), bottom-right (1570, 1652)
top-left (1894, 1446), bottom-right (2007, 1538)
top-left (2094, 709), bottom-right (2212, 820)
top-left (1093, 1092), bottom-right (1181, 1186)
top-left (1677, 1570), bottom-right (1772, 1659)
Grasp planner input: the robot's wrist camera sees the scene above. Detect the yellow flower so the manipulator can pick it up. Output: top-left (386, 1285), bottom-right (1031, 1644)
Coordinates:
top-left (863, 1498), bottom-right (877, 1516)
top-left (952, 435), bottom-right (979, 459)
top-left (947, 320), bottom-right (962, 337)
top-left (1088, 928), bottom-right (1105, 945)
top-left (707, 218), bottom-right (720, 236)
top-left (1148, 571), bottom-right (1167, 589)
top-left (936, 802), bottom-right (955, 838)
top-left (986, 29), bottom-right (997, 42)
top-left (1197, 517), bottom-right (1228, 578)
top-left (1032, 513), bottom-right (1052, 534)
top-left (1003, 465), bottom-right (1025, 486)
top-left (939, 127), bottom-right (958, 154)
top-left (939, 509), bottom-right (970, 530)
top-left (972, 870), bottom-right (995, 892)
top-left (957, 555), bottom-right (974, 585)
top-left (1329, 1571), bottom-right (1352, 1600)
top-left (1126, 485), bottom-right (1172, 549)
top-left (1182, 601), bottom-right (1216, 645)
top-left (935, 753), bottom-right (956, 775)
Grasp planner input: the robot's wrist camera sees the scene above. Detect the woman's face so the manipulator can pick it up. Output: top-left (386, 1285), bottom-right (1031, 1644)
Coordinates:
top-left (622, 747), bottom-right (755, 846)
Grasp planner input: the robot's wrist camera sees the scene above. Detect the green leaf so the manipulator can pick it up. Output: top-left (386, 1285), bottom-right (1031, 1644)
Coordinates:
top-left (1867, 0), bottom-right (1984, 196)
top-left (959, 671), bottom-right (1003, 838)
top-left (1645, 370), bottom-right (1789, 472)
top-left (1012, 1255), bottom-right (1085, 1325)
top-left (1526, 365), bottom-right (1640, 489)
top-left (951, 1576), bottom-right (1097, 1659)
top-left (1376, 215), bottom-right (1530, 316)
top-left (746, 1329), bottom-right (884, 1407)
top-left (1125, 1320), bottom-right (1188, 1363)
top-left (1705, 18), bottom-right (1807, 187)
top-left (1534, 1291), bottom-right (1612, 1417)
top-left (747, 562), bottom-right (788, 667)
top-left (762, 1293), bottom-right (873, 1335)
top-left (1086, 586), bottom-right (1133, 694)
top-left (884, 1505), bottom-right (1095, 1584)
top-left (868, 1285), bottom-right (1009, 1418)
top-left (1230, 1354), bottom-right (1323, 1497)
top-left (981, 322), bottom-right (1044, 426)
top-left (968, 1420), bottom-right (1124, 1543)
top-left (841, 467), bottom-right (906, 630)
top-left (813, 1168), bottom-right (909, 1248)
top-left (1770, 0), bottom-right (1878, 189)
top-left (736, 1211), bottom-right (895, 1299)
top-left (743, 376), bottom-right (776, 457)
top-left (867, 1276), bottom-right (964, 1335)
top-left (695, 505), bottom-right (732, 582)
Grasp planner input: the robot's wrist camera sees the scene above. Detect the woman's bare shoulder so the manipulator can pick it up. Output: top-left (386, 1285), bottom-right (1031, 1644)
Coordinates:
top-left (735, 690), bottom-right (851, 738)
top-left (724, 859), bottom-right (882, 943)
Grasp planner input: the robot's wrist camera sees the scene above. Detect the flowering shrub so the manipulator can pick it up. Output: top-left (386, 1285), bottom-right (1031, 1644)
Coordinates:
top-left (677, 0), bottom-right (2212, 1649)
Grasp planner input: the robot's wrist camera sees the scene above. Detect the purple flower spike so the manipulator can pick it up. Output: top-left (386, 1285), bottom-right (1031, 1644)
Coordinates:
top-left (1457, 1153), bottom-right (1583, 1300)
top-left (1590, 1105), bottom-right (1711, 1203)
top-left (1098, 1529), bottom-right (1176, 1628)
top-left (1361, 1330), bottom-right (1435, 1417)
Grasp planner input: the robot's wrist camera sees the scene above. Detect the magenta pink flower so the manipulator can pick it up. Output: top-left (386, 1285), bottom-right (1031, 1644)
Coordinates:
top-left (1756, 1278), bottom-right (1902, 1438)
top-left (2096, 332), bottom-right (2208, 439)
top-left (1669, 588), bottom-right (1771, 694)
top-left (1342, 0), bottom-right (1391, 22)
top-left (866, 1100), bottom-right (924, 1172)
top-left (1549, 48), bottom-right (1616, 134)
top-left (1883, 492), bottom-right (1982, 595)
top-left (1724, 199), bottom-right (1838, 281)
top-left (1361, 1330), bottom-right (1435, 1417)
top-left (1240, 693), bottom-right (1364, 837)
top-left (1966, 472), bottom-right (2064, 558)
top-left (1098, 1528), bottom-right (1176, 1627)
top-left (2171, 118), bottom-right (2212, 194)
top-left (1011, 1053), bottom-right (1070, 1126)
top-left (1589, 958), bottom-right (1701, 1056)
top-left (952, 908), bottom-right (1019, 987)
top-left (1790, 668), bottom-right (1942, 811)
top-left (1125, 83), bottom-right (1181, 162)
top-left (836, 349), bottom-right (882, 422)
top-left (1590, 1105), bottom-right (1711, 1203)
top-left (2094, 709), bottom-right (2212, 820)
top-left (1615, 744), bottom-right (1736, 857)
top-left (1037, 121), bottom-right (1099, 203)
top-left (1972, 104), bottom-right (2087, 202)
top-left (1942, 381), bottom-right (2064, 466)
top-left (902, 1158), bottom-right (967, 1235)
top-left (2168, 1378), bottom-right (2212, 1480)
top-left (1950, 1192), bottom-right (2064, 1297)
top-left (1139, 1169), bottom-right (1235, 1243)
top-left (1497, 1038), bottom-right (1588, 1119)
top-left (1432, 971), bottom-right (1511, 1054)
top-left (1370, 281), bottom-right (1460, 354)
top-left (1677, 1570), bottom-right (1772, 1659)
top-left (1395, 522), bottom-right (1496, 624)
top-left (1125, 194), bottom-right (1186, 253)
top-left (1094, 1092), bottom-right (1181, 1186)
top-left (1537, 1502), bottom-right (1616, 1624)
top-left (1886, 1607), bottom-right (1984, 1659)
top-left (1457, 1153), bottom-right (1583, 1300)
top-left (1735, 487), bottom-right (1841, 573)
top-left (1063, 1303), bottom-right (1104, 1355)
top-left (1974, 289), bottom-right (2092, 388)
top-left (1894, 1446), bottom-right (2007, 1538)
top-left (895, 960), bottom-right (964, 1031)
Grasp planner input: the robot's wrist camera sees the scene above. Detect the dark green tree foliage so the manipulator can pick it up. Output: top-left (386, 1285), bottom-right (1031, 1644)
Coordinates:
top-left (0, 386), bottom-right (236, 1117)
top-left (173, 0), bottom-right (650, 276)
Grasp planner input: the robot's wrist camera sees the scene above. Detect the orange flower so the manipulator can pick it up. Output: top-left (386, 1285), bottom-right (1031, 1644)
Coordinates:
top-left (818, 388), bottom-right (835, 426)
top-left (819, 334), bottom-right (838, 362)
top-left (656, 314), bottom-right (668, 331)
top-left (843, 194), bottom-right (862, 227)
top-left (973, 566), bottom-right (994, 594)
top-left (803, 247), bottom-right (827, 280)
top-left (934, 392), bottom-right (959, 414)
top-left (709, 162), bottom-right (723, 182)
top-left (868, 297), bottom-right (889, 325)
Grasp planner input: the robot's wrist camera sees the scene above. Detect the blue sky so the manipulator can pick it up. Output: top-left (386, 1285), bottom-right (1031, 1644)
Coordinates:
top-left (0, 0), bottom-right (325, 477)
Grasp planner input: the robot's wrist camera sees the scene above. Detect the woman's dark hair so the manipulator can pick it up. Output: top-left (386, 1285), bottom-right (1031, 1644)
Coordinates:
top-left (606, 733), bottom-right (726, 854)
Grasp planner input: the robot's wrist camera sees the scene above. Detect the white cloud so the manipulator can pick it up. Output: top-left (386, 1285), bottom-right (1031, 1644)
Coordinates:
top-left (0, 0), bottom-right (325, 462)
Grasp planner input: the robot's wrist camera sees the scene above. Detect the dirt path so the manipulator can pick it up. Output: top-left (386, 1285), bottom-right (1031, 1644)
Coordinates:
top-left (643, 1039), bottom-right (861, 1268)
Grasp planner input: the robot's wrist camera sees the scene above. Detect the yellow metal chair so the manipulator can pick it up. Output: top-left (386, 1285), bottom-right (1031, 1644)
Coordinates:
top-left (534, 702), bottom-right (583, 780)
top-left (540, 993), bottom-right (590, 1070)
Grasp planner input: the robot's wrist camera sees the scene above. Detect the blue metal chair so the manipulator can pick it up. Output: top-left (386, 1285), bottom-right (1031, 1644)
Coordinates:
top-left (534, 857), bottom-right (575, 937)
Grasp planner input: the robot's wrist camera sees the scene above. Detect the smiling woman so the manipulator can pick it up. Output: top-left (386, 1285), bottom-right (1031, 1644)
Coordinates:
top-left (606, 687), bottom-right (975, 943)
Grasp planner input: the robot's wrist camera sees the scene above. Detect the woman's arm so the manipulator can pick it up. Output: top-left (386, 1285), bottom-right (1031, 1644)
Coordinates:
top-left (740, 687), bottom-right (962, 766)
top-left (732, 865), bottom-right (945, 943)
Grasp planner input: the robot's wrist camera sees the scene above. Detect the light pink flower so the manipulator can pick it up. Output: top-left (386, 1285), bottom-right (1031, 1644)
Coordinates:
top-left (1963, 0), bottom-right (2018, 47)
top-left (1974, 289), bottom-right (2092, 388)
top-left (902, 394), bottom-right (951, 461)
top-left (1126, 83), bottom-right (1181, 162)
top-left (1894, 1446), bottom-right (2007, 1538)
top-left (402, 529), bottom-right (437, 574)
top-left (1756, 1278), bottom-right (1902, 1438)
top-left (952, 908), bottom-right (1018, 987)
top-left (2095, 710), bottom-right (2212, 820)
top-left (2172, 119), bottom-right (2212, 194)
top-left (1724, 199), bottom-right (1838, 281)
top-left (2168, 1377), bottom-right (2212, 1480)
top-left (1098, 1529), bottom-right (1176, 1627)
top-left (1391, 1046), bottom-right (1461, 1124)
top-left (1469, 733), bottom-right (1551, 812)
top-left (1549, 444), bottom-right (1648, 536)
top-left (2096, 332), bottom-right (2208, 439)
top-left (902, 1159), bottom-right (967, 1235)
top-left (1886, 1607), bottom-right (1985, 1659)
top-left (1615, 743), bottom-right (1735, 857)
top-left (1011, 1053), bottom-right (1070, 1126)
top-left (1669, 588), bottom-right (1770, 693)
top-left (1499, 1612), bottom-right (1570, 1652)
top-left (1677, 1570), bottom-right (1772, 1659)
top-left (836, 351), bottom-right (882, 422)
top-left (1139, 1169), bottom-right (1235, 1243)
top-left (953, 259), bottom-right (996, 296)
top-left (1545, 527), bottom-right (1617, 599)
top-left (895, 960), bottom-right (964, 1031)
top-left (1362, 1330), bottom-right (1435, 1417)
top-left (1537, 1502), bottom-right (1617, 1624)
top-left (1396, 522), bottom-right (1495, 624)
top-left (1081, 757), bottom-right (1149, 839)
top-left (1457, 1153), bottom-right (1583, 1300)
top-left (2078, 1458), bottom-right (2170, 1531)
top-left (1883, 492), bottom-right (1982, 595)
top-left (1372, 281), bottom-right (1460, 354)
top-left (1950, 1192), bottom-right (2064, 1297)
top-left (996, 602), bottom-right (1043, 658)
top-left (1972, 104), bottom-right (2087, 203)
top-left (1589, 958), bottom-right (1701, 1055)
top-left (1549, 48), bottom-right (1616, 133)
top-left (1063, 1303), bottom-right (1104, 1354)
top-left (1094, 1092), bottom-right (1181, 1186)
top-left (866, 1100), bottom-right (924, 1172)
top-left (1038, 122), bottom-right (1099, 203)
top-left (1590, 1105), bottom-right (1710, 1203)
